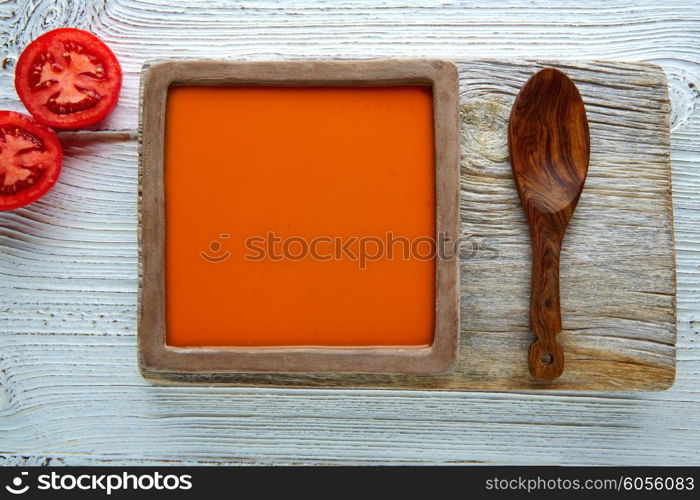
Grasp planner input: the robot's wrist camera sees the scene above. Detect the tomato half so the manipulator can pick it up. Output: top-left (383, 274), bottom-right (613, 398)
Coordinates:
top-left (0, 111), bottom-right (62, 210)
top-left (15, 28), bottom-right (122, 130)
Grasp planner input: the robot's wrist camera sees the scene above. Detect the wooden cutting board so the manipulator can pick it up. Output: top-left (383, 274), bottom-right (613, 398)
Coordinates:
top-left (143, 59), bottom-right (675, 391)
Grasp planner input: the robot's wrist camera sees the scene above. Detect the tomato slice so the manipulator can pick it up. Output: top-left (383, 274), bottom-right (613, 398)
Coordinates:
top-left (15, 28), bottom-right (122, 130)
top-left (0, 111), bottom-right (62, 210)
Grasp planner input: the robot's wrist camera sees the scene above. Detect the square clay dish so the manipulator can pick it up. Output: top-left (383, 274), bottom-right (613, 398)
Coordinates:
top-left (138, 59), bottom-right (460, 378)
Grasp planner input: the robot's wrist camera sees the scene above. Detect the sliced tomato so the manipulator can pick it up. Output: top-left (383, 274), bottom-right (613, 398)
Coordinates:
top-left (15, 28), bottom-right (122, 130)
top-left (0, 111), bottom-right (62, 210)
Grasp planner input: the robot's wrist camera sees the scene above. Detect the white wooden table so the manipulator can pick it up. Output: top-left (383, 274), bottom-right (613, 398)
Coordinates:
top-left (1, 0), bottom-right (699, 465)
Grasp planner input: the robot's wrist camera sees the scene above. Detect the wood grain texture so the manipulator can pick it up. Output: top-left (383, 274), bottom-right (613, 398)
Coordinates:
top-left (0, 0), bottom-right (698, 465)
top-left (509, 68), bottom-right (591, 380)
top-left (134, 59), bottom-right (673, 391)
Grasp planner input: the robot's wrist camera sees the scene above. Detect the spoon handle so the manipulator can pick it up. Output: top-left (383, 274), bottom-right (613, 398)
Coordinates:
top-left (528, 214), bottom-right (565, 380)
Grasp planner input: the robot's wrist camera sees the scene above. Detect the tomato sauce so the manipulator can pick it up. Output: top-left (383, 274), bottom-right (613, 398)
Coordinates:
top-left (164, 85), bottom-right (436, 347)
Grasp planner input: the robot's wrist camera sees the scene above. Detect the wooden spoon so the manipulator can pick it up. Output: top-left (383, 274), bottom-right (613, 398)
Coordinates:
top-left (508, 68), bottom-right (590, 380)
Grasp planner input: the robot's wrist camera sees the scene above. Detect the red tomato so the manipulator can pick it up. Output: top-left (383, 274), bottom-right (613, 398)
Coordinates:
top-left (15, 28), bottom-right (122, 130)
top-left (0, 111), bottom-right (62, 210)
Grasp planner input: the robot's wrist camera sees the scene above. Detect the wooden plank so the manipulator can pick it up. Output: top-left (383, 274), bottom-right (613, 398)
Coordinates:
top-left (135, 59), bottom-right (674, 390)
top-left (0, 0), bottom-right (697, 465)
top-left (2, 0), bottom-right (699, 132)
top-left (455, 59), bottom-right (675, 390)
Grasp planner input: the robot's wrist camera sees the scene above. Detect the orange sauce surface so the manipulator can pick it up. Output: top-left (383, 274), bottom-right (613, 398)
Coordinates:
top-left (164, 85), bottom-right (436, 347)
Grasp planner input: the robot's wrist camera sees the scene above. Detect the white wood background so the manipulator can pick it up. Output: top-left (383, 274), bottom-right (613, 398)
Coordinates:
top-left (0, 0), bottom-right (699, 465)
